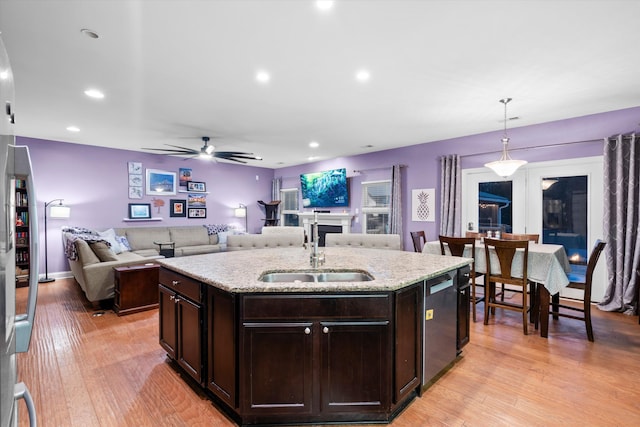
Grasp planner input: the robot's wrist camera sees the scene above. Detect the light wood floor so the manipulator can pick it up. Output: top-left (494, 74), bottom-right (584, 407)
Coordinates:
top-left (15, 278), bottom-right (640, 427)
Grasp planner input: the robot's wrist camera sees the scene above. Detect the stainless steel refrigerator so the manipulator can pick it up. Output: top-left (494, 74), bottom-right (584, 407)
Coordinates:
top-left (1, 35), bottom-right (39, 427)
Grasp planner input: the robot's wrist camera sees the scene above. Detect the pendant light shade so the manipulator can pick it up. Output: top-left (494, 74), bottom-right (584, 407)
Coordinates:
top-left (485, 98), bottom-right (527, 178)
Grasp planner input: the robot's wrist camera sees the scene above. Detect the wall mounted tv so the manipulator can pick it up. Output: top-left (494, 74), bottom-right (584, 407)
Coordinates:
top-left (300, 168), bottom-right (349, 208)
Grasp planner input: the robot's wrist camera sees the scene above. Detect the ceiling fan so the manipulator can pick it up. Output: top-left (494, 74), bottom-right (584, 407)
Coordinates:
top-left (143, 136), bottom-right (262, 164)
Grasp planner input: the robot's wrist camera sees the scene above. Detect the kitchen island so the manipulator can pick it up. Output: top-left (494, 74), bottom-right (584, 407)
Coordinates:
top-left (157, 247), bottom-right (471, 426)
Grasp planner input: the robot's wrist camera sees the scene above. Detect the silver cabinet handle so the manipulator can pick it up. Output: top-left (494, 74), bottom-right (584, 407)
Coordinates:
top-left (323, 326), bottom-right (329, 334)
top-left (169, 295), bottom-right (174, 301)
top-left (172, 280), bottom-right (180, 286)
top-left (304, 327), bottom-right (311, 335)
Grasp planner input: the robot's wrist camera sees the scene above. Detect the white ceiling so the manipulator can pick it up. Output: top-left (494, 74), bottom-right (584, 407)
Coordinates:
top-left (1, 0), bottom-right (639, 168)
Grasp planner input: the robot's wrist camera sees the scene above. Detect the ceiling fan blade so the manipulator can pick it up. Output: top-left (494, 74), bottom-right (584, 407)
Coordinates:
top-left (214, 152), bottom-right (262, 159)
top-left (142, 147), bottom-right (194, 154)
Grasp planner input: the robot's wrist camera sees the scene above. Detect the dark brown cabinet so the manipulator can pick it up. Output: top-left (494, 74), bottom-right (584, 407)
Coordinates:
top-left (456, 265), bottom-right (471, 351)
top-left (206, 286), bottom-right (236, 408)
top-left (159, 269), bottom-right (203, 384)
top-left (113, 264), bottom-right (159, 315)
top-left (239, 292), bottom-right (396, 424)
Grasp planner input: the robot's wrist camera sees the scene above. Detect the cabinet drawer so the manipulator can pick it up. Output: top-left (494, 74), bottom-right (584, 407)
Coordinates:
top-left (159, 268), bottom-right (202, 303)
top-left (243, 293), bottom-right (390, 321)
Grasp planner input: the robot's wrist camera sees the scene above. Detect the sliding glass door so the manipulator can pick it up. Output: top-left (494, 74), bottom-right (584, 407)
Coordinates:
top-left (462, 156), bottom-right (606, 301)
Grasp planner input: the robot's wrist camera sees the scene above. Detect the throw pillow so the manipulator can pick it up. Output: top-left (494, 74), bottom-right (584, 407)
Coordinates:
top-left (217, 231), bottom-right (228, 244)
top-left (116, 235), bottom-right (131, 252)
top-left (98, 228), bottom-right (123, 254)
top-left (204, 224), bottom-right (229, 235)
top-left (88, 241), bottom-right (119, 262)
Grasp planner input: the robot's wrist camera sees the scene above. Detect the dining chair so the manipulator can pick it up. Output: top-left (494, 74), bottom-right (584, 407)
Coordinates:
top-left (439, 235), bottom-right (484, 322)
top-left (410, 231), bottom-right (427, 253)
top-left (550, 240), bottom-right (606, 342)
top-left (502, 232), bottom-right (540, 243)
top-left (465, 231), bottom-right (485, 239)
top-left (483, 238), bottom-right (531, 335)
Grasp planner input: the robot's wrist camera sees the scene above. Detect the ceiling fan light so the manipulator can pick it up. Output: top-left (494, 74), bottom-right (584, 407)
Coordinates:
top-left (199, 152), bottom-right (213, 159)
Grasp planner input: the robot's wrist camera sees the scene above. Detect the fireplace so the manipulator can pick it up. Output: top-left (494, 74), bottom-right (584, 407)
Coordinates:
top-left (297, 212), bottom-right (353, 245)
top-left (316, 225), bottom-right (342, 247)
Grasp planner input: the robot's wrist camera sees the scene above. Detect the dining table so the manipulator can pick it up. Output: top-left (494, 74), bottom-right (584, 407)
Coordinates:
top-left (423, 240), bottom-right (572, 338)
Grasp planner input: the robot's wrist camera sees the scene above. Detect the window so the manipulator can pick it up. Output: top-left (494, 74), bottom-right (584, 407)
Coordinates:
top-left (280, 188), bottom-right (299, 226)
top-left (361, 180), bottom-right (391, 234)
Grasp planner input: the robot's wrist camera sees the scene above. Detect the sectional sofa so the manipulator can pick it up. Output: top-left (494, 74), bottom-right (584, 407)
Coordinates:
top-left (63, 225), bottom-right (225, 302)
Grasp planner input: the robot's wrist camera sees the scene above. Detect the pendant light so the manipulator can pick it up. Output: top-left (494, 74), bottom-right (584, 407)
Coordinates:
top-left (484, 98), bottom-right (527, 178)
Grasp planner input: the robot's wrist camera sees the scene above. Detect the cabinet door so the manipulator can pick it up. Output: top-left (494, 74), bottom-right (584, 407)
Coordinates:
top-left (159, 284), bottom-right (177, 359)
top-left (241, 322), bottom-right (313, 417)
top-left (177, 296), bottom-right (203, 383)
top-left (320, 321), bottom-right (390, 414)
top-left (207, 286), bottom-right (236, 407)
top-left (394, 283), bottom-right (422, 402)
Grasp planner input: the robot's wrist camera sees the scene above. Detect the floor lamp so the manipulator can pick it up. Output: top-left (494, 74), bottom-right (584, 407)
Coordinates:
top-left (39, 199), bottom-right (70, 283)
top-left (234, 204), bottom-right (247, 232)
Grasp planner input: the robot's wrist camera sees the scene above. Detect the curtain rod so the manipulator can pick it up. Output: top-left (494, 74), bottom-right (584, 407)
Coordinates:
top-left (353, 164), bottom-right (407, 174)
top-left (459, 138), bottom-right (605, 159)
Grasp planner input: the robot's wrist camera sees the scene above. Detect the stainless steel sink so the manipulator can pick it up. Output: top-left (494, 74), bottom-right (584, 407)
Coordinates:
top-left (259, 270), bottom-right (374, 283)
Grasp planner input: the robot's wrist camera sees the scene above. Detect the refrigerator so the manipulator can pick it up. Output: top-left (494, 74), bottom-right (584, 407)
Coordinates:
top-left (1, 35), bottom-right (39, 426)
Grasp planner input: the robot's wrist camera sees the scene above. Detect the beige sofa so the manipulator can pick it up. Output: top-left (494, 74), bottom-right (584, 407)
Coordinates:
top-left (63, 225), bottom-right (224, 302)
top-left (226, 227), bottom-right (305, 251)
top-left (325, 233), bottom-right (402, 250)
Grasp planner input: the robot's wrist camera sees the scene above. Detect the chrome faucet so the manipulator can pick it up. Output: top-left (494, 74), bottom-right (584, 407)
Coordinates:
top-left (310, 214), bottom-right (325, 268)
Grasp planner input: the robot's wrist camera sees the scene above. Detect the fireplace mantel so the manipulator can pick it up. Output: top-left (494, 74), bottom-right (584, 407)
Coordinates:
top-left (297, 212), bottom-right (352, 237)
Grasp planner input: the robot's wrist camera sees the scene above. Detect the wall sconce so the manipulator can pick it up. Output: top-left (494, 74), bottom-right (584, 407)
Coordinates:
top-left (234, 203), bottom-right (248, 232)
top-left (40, 199), bottom-right (71, 283)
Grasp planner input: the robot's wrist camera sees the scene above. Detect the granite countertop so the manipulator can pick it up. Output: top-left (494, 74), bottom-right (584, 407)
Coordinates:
top-left (157, 247), bottom-right (472, 293)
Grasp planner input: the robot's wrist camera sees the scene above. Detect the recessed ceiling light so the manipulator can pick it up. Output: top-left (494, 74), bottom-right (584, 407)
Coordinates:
top-left (308, 156), bottom-right (317, 161)
top-left (80, 28), bottom-right (99, 39)
top-left (355, 69), bottom-right (371, 82)
top-left (255, 70), bottom-right (271, 83)
top-left (316, 1), bottom-right (335, 11)
top-left (0, 70), bottom-right (8, 80)
top-left (66, 126), bottom-right (80, 132)
top-left (84, 89), bottom-right (105, 99)
top-left (309, 141), bottom-right (319, 148)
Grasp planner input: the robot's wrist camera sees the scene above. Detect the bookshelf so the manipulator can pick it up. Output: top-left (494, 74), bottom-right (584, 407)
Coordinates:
top-left (15, 177), bottom-right (30, 287)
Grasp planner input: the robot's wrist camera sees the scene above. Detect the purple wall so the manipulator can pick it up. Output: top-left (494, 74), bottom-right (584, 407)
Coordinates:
top-left (19, 137), bottom-right (275, 276)
top-left (275, 106), bottom-right (640, 251)
top-left (21, 106), bottom-right (640, 275)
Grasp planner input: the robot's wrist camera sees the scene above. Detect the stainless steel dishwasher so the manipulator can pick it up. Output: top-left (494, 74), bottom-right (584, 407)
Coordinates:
top-left (422, 271), bottom-right (458, 386)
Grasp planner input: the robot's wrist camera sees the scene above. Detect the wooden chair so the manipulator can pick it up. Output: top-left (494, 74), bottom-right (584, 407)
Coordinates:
top-left (439, 235), bottom-right (484, 322)
top-left (465, 231), bottom-right (485, 239)
top-left (502, 232), bottom-right (540, 243)
top-left (550, 240), bottom-right (606, 342)
top-left (410, 231), bottom-right (427, 253)
top-left (483, 238), bottom-right (531, 334)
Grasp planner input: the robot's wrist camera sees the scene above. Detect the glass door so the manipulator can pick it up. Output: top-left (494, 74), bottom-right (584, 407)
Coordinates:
top-left (463, 156), bottom-right (605, 301)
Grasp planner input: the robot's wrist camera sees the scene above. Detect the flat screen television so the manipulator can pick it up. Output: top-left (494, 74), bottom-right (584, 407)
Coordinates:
top-left (300, 168), bottom-right (349, 208)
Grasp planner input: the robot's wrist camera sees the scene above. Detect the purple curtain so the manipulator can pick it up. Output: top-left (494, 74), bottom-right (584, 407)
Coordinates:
top-left (597, 135), bottom-right (640, 315)
top-left (440, 154), bottom-right (461, 237)
top-left (390, 164), bottom-right (403, 248)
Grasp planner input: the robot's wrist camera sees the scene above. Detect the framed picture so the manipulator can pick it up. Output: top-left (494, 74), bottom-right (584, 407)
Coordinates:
top-left (128, 203), bottom-right (152, 219)
top-left (128, 161), bottom-right (142, 174)
top-left (187, 181), bottom-right (206, 192)
top-left (170, 199), bottom-right (187, 217)
top-left (188, 207), bottom-right (207, 218)
top-left (128, 186), bottom-right (143, 199)
top-left (179, 168), bottom-right (192, 188)
top-left (146, 168), bottom-right (177, 195)
top-left (188, 193), bottom-right (206, 207)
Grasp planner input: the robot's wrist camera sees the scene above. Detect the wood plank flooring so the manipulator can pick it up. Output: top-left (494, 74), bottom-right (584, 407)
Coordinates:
top-left (15, 278), bottom-right (640, 427)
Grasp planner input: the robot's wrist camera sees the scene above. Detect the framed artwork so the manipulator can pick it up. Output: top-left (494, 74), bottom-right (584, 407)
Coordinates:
top-left (128, 203), bottom-right (152, 219)
top-left (146, 169), bottom-right (177, 195)
top-left (187, 181), bottom-right (206, 192)
top-left (412, 188), bottom-right (435, 222)
top-left (179, 168), bottom-right (192, 188)
top-left (170, 199), bottom-right (187, 217)
top-left (128, 186), bottom-right (143, 199)
top-left (188, 193), bottom-right (206, 207)
top-left (128, 161), bottom-right (142, 174)
top-left (188, 207), bottom-right (207, 218)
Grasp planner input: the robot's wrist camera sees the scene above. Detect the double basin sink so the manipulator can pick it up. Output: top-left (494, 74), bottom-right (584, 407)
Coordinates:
top-left (260, 270), bottom-right (374, 283)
